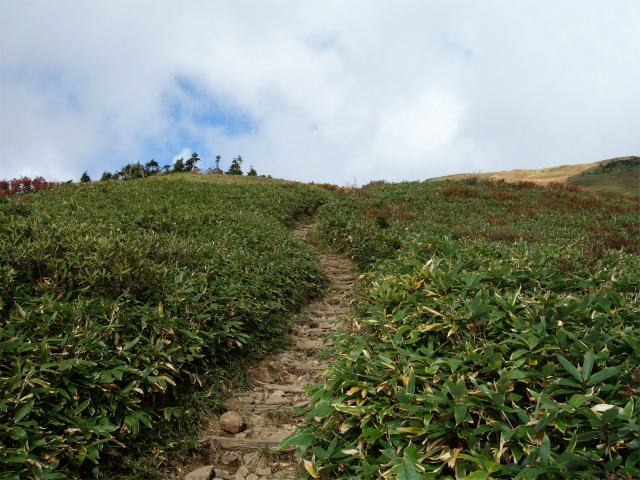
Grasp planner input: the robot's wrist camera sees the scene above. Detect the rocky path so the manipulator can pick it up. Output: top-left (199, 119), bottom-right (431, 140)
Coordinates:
top-left (178, 223), bottom-right (356, 480)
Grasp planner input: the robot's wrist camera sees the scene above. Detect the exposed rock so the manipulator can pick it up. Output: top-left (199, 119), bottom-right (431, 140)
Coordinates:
top-left (246, 475), bottom-right (259, 480)
top-left (214, 470), bottom-right (233, 480)
top-left (243, 452), bottom-right (266, 472)
top-left (219, 411), bottom-right (244, 434)
top-left (265, 391), bottom-right (290, 405)
top-left (250, 426), bottom-right (268, 436)
top-left (266, 431), bottom-right (286, 443)
top-left (235, 465), bottom-right (249, 479)
top-left (184, 465), bottom-right (214, 480)
top-left (239, 465), bottom-right (250, 476)
top-left (255, 467), bottom-right (271, 476)
top-left (221, 452), bottom-right (238, 465)
top-left (269, 472), bottom-right (289, 480)
top-left (207, 435), bottom-right (285, 449)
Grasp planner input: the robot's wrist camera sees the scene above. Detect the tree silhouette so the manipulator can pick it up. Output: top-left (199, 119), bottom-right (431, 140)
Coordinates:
top-left (80, 171), bottom-right (91, 183)
top-left (173, 158), bottom-right (185, 173)
top-left (146, 159), bottom-right (159, 175)
top-left (247, 165), bottom-right (257, 176)
top-left (226, 156), bottom-right (243, 175)
top-left (185, 152), bottom-right (200, 172)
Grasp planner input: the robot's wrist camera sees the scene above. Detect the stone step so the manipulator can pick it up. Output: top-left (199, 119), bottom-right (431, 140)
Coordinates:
top-left (207, 435), bottom-right (292, 451)
top-left (251, 381), bottom-right (306, 393)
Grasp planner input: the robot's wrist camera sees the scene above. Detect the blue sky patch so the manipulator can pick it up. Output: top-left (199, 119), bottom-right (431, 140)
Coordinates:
top-left (167, 76), bottom-right (257, 137)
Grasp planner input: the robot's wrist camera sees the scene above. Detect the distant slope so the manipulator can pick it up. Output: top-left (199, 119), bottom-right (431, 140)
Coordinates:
top-left (566, 156), bottom-right (639, 196)
top-left (429, 161), bottom-right (602, 184)
top-left (429, 156), bottom-right (639, 197)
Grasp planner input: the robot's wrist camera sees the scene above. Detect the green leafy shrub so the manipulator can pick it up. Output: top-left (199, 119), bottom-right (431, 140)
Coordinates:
top-left (0, 175), bottom-right (335, 478)
top-left (285, 180), bottom-right (640, 479)
top-left (285, 240), bottom-right (640, 479)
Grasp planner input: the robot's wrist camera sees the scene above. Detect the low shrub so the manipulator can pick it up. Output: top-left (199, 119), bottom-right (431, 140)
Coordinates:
top-left (285, 240), bottom-right (640, 479)
top-left (0, 175), bottom-right (335, 478)
top-left (288, 180), bottom-right (640, 479)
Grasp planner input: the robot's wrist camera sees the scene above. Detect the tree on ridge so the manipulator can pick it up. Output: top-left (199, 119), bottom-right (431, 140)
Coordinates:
top-left (226, 156), bottom-right (243, 175)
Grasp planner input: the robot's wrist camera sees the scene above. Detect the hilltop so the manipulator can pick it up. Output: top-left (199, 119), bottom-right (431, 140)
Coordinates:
top-left (429, 156), bottom-right (639, 197)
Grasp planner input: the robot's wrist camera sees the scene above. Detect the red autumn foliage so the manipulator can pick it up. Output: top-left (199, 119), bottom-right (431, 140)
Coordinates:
top-left (0, 176), bottom-right (56, 197)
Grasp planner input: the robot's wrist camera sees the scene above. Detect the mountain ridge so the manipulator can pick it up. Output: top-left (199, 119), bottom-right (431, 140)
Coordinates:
top-left (429, 155), bottom-right (639, 197)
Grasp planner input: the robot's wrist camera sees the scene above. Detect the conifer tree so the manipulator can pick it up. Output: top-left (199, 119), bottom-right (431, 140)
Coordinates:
top-left (226, 156), bottom-right (243, 175)
top-left (173, 158), bottom-right (185, 173)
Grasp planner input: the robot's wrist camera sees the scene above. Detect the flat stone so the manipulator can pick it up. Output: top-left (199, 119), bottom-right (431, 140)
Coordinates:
top-left (255, 467), bottom-right (271, 476)
top-left (219, 411), bottom-right (244, 434)
top-left (250, 426), bottom-right (268, 436)
top-left (265, 395), bottom-right (291, 405)
top-left (215, 470), bottom-right (233, 480)
top-left (246, 475), bottom-right (259, 480)
top-left (237, 465), bottom-right (249, 476)
top-left (221, 452), bottom-right (238, 465)
top-left (184, 465), bottom-right (214, 480)
top-left (243, 452), bottom-right (264, 472)
top-left (267, 431), bottom-right (286, 442)
top-left (235, 465), bottom-right (249, 480)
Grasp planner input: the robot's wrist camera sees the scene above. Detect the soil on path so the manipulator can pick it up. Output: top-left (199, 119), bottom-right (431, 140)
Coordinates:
top-left (170, 223), bottom-right (356, 480)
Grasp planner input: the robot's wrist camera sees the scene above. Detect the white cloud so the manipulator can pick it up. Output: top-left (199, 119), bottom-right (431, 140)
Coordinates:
top-left (173, 148), bottom-right (192, 164)
top-left (372, 91), bottom-right (466, 164)
top-left (1, 1), bottom-right (638, 184)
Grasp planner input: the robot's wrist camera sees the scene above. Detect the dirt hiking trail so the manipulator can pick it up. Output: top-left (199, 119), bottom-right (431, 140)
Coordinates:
top-left (167, 223), bottom-right (356, 480)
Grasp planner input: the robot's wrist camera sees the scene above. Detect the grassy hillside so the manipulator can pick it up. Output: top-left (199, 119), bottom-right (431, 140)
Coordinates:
top-left (2, 173), bottom-right (639, 479)
top-left (427, 163), bottom-right (601, 185)
top-left (566, 156), bottom-right (640, 196)
top-left (430, 156), bottom-right (639, 197)
top-left (0, 174), bottom-right (337, 479)
top-left (288, 179), bottom-right (640, 479)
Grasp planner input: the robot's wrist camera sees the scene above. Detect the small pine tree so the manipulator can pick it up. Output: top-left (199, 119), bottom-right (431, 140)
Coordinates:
top-left (173, 158), bottom-right (185, 173)
top-left (80, 171), bottom-right (91, 183)
top-left (185, 152), bottom-right (200, 172)
top-left (226, 156), bottom-right (243, 175)
top-left (100, 171), bottom-right (113, 181)
top-left (146, 159), bottom-right (159, 175)
top-left (247, 165), bottom-right (257, 176)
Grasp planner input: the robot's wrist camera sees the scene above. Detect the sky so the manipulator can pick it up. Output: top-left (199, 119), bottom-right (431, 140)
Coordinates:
top-left (1, 1), bottom-right (638, 185)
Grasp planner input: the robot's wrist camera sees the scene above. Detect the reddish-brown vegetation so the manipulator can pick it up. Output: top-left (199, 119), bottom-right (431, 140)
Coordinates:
top-left (0, 176), bottom-right (56, 197)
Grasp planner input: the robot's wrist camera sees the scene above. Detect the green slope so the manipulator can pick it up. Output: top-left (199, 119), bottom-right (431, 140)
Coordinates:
top-left (566, 156), bottom-right (640, 197)
top-left (292, 179), bottom-right (640, 480)
top-left (0, 174), bottom-right (337, 478)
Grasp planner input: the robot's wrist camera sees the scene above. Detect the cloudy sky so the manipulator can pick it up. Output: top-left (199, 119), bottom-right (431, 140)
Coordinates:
top-left (1, 1), bottom-right (638, 185)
